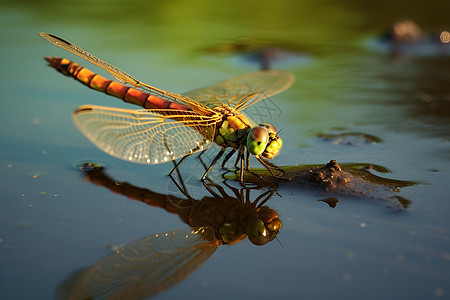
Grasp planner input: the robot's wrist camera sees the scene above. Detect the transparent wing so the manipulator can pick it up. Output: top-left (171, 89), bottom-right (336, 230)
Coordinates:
top-left (67, 227), bottom-right (219, 300)
top-left (183, 70), bottom-right (295, 111)
top-left (40, 32), bottom-right (215, 115)
top-left (72, 105), bottom-right (219, 164)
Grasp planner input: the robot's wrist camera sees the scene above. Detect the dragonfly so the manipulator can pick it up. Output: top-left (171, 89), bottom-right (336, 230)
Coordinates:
top-left (39, 33), bottom-right (295, 183)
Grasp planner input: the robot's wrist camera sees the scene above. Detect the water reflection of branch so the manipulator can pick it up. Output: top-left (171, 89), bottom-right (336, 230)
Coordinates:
top-left (57, 164), bottom-right (282, 300)
top-left (231, 160), bottom-right (418, 209)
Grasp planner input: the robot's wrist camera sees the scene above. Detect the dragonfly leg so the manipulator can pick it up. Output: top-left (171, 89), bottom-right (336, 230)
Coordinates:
top-left (262, 158), bottom-right (285, 173)
top-left (233, 149), bottom-right (242, 168)
top-left (221, 149), bottom-right (237, 169)
top-left (201, 149), bottom-right (225, 181)
top-left (197, 149), bottom-right (208, 159)
top-left (169, 144), bottom-right (208, 177)
top-left (169, 170), bottom-right (193, 201)
top-left (201, 179), bottom-right (234, 200)
top-left (254, 190), bottom-right (277, 207)
top-left (239, 147), bottom-right (245, 184)
top-left (245, 150), bottom-right (263, 179)
top-left (255, 156), bottom-right (286, 178)
top-left (169, 154), bottom-right (192, 176)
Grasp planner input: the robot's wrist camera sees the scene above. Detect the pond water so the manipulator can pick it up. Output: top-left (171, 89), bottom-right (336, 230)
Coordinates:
top-left (1, 0), bottom-right (449, 299)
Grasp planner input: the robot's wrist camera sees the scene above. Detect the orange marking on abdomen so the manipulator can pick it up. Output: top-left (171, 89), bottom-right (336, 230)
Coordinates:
top-left (144, 95), bottom-right (170, 109)
top-left (46, 56), bottom-right (192, 111)
top-left (168, 102), bottom-right (190, 110)
top-left (106, 81), bottom-right (129, 98)
top-left (124, 88), bottom-right (149, 107)
top-left (144, 96), bottom-right (190, 110)
top-left (90, 74), bottom-right (112, 92)
top-left (76, 68), bottom-right (96, 87)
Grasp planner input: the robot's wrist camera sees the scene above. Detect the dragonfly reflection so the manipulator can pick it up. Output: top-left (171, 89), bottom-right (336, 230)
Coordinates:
top-left (58, 163), bottom-right (282, 299)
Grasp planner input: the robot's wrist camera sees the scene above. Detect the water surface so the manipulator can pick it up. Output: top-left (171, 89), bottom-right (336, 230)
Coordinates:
top-left (1, 0), bottom-right (449, 299)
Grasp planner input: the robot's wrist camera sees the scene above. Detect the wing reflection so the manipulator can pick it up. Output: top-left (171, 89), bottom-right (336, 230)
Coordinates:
top-left (61, 227), bottom-right (218, 300)
top-left (57, 163), bottom-right (282, 299)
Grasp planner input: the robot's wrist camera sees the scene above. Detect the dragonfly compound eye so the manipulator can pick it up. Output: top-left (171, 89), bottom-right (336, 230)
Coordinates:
top-left (266, 219), bottom-right (282, 232)
top-left (247, 218), bottom-right (272, 246)
top-left (247, 126), bottom-right (269, 155)
top-left (258, 122), bottom-right (277, 135)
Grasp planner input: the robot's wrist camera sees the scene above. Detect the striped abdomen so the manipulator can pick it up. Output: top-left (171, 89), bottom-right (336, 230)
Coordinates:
top-left (45, 56), bottom-right (190, 111)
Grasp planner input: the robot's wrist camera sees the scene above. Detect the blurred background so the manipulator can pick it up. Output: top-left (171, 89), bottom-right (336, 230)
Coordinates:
top-left (1, 0), bottom-right (449, 299)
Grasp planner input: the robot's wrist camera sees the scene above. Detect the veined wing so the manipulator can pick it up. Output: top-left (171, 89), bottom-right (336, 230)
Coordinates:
top-left (73, 105), bottom-right (219, 164)
top-left (183, 70), bottom-right (295, 111)
top-left (66, 227), bottom-right (219, 300)
top-left (40, 33), bottom-right (215, 115)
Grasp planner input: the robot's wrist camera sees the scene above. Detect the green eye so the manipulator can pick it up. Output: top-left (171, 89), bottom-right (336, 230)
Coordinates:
top-left (247, 218), bottom-right (271, 246)
top-left (247, 126), bottom-right (269, 155)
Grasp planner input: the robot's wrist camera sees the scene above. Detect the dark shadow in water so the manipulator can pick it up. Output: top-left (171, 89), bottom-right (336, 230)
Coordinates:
top-left (367, 19), bottom-right (450, 134)
top-left (317, 131), bottom-right (383, 145)
top-left (56, 163), bottom-right (282, 299)
top-left (228, 160), bottom-right (418, 210)
top-left (372, 19), bottom-right (450, 57)
top-left (202, 38), bottom-right (313, 70)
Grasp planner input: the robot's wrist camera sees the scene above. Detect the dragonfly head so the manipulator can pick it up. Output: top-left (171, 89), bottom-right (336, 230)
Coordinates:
top-left (246, 122), bottom-right (283, 159)
top-left (247, 206), bottom-right (282, 246)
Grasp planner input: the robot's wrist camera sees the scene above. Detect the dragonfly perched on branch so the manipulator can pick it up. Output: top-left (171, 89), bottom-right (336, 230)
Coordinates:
top-left (40, 33), bottom-right (295, 183)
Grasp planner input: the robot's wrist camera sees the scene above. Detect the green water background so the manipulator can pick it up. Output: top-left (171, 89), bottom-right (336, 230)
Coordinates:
top-left (1, 0), bottom-right (449, 299)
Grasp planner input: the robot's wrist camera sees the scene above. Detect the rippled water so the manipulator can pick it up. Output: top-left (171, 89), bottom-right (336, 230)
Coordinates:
top-left (1, 0), bottom-right (449, 299)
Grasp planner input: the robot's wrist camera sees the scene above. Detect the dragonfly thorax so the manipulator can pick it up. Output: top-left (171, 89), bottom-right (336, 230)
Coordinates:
top-left (214, 117), bottom-right (250, 150)
top-left (213, 106), bottom-right (253, 150)
top-left (213, 105), bottom-right (239, 116)
top-left (213, 106), bottom-right (283, 160)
